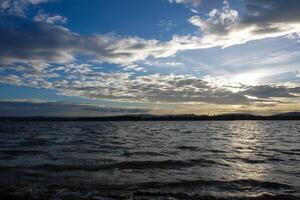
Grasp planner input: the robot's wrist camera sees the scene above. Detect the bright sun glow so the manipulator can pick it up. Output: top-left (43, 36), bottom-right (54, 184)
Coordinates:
top-left (230, 72), bottom-right (265, 85)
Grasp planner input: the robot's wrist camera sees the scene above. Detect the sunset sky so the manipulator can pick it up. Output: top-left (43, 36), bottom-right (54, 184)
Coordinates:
top-left (0, 0), bottom-right (300, 116)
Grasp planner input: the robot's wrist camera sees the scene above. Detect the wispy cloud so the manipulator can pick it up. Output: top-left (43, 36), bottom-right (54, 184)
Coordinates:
top-left (33, 9), bottom-right (67, 24)
top-left (0, 0), bottom-right (51, 17)
top-left (168, 0), bottom-right (203, 8)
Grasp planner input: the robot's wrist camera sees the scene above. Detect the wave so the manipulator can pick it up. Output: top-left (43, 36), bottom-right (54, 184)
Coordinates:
top-left (175, 146), bottom-right (199, 150)
top-left (131, 192), bottom-right (299, 200)
top-left (0, 178), bottom-right (297, 200)
top-left (266, 148), bottom-right (300, 156)
top-left (122, 151), bottom-right (166, 157)
top-left (175, 147), bottom-right (226, 153)
top-left (0, 149), bottom-right (45, 156)
top-left (0, 158), bottom-right (229, 171)
top-left (136, 179), bottom-right (295, 191)
top-left (17, 139), bottom-right (50, 146)
top-left (0, 187), bottom-right (298, 200)
top-left (225, 156), bottom-right (286, 164)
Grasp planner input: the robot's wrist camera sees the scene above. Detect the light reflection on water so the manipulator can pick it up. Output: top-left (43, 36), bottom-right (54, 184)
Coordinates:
top-left (226, 121), bottom-right (270, 181)
top-left (0, 121), bottom-right (299, 199)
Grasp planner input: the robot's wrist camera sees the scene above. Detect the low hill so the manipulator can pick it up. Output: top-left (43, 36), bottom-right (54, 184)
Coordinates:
top-left (0, 112), bottom-right (300, 121)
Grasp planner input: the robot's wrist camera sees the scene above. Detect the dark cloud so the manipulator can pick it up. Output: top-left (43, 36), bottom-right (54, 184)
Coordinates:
top-left (0, 101), bottom-right (150, 116)
top-left (242, 85), bottom-right (296, 98)
top-left (0, 16), bottom-right (177, 66)
top-left (0, 16), bottom-right (77, 63)
top-left (244, 0), bottom-right (300, 24)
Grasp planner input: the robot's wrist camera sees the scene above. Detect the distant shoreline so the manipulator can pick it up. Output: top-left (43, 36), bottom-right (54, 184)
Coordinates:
top-left (1, 113), bottom-right (300, 121)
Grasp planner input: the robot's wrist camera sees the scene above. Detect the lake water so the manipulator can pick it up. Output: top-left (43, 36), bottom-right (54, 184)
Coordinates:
top-left (0, 121), bottom-right (299, 199)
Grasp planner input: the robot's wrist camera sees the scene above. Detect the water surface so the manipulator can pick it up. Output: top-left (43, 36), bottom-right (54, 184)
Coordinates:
top-left (0, 121), bottom-right (299, 199)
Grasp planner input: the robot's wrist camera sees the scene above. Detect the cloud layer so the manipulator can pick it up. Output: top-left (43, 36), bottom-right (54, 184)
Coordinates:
top-left (1, 63), bottom-right (299, 107)
top-left (0, 100), bottom-right (150, 116)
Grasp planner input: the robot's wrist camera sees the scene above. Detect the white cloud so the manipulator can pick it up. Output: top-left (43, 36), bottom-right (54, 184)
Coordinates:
top-left (122, 64), bottom-right (145, 72)
top-left (187, 1), bottom-right (300, 48)
top-left (144, 59), bottom-right (184, 67)
top-left (33, 10), bottom-right (67, 24)
top-left (168, 0), bottom-right (203, 7)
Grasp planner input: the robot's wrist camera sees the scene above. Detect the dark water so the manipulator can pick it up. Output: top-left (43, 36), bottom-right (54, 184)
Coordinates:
top-left (0, 121), bottom-right (299, 200)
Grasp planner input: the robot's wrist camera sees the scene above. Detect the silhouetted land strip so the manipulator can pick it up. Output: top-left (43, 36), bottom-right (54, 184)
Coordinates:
top-left (1, 112), bottom-right (300, 121)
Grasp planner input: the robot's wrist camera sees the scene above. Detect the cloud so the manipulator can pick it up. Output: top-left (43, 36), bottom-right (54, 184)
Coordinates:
top-left (33, 10), bottom-right (67, 24)
top-left (0, 75), bottom-right (22, 85)
top-left (188, 1), bottom-right (239, 36)
top-left (0, 16), bottom-right (76, 64)
top-left (0, 0), bottom-right (51, 17)
top-left (1, 63), bottom-right (299, 106)
top-left (242, 85), bottom-right (298, 99)
top-left (0, 100), bottom-right (150, 116)
top-left (63, 73), bottom-right (299, 105)
top-left (168, 0), bottom-right (203, 7)
top-left (0, 16), bottom-right (187, 67)
top-left (2, 1), bottom-right (300, 70)
top-left (243, 0), bottom-right (300, 24)
top-left (0, 62), bottom-right (59, 78)
top-left (122, 64), bottom-right (145, 72)
top-left (187, 0), bottom-right (300, 48)
top-left (144, 59), bottom-right (184, 67)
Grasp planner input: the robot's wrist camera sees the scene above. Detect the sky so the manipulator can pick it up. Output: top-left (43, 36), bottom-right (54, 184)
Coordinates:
top-left (0, 0), bottom-right (300, 116)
